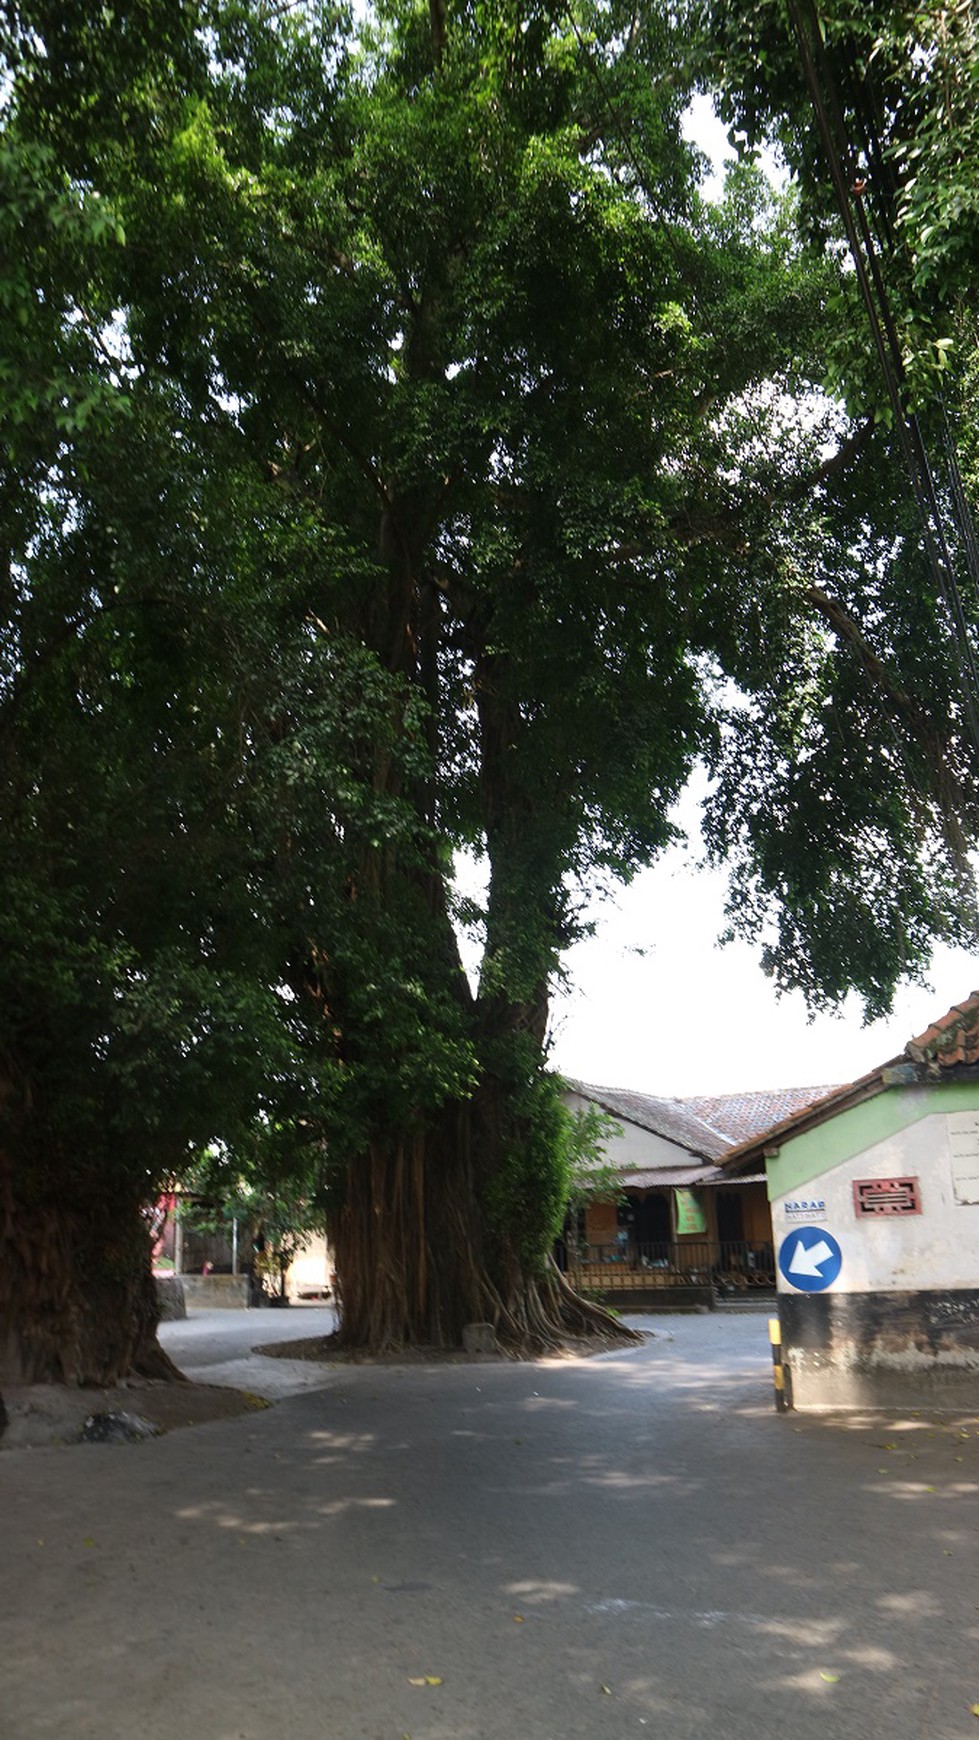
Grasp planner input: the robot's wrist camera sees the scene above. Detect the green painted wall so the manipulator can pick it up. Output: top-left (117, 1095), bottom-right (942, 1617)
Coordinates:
top-left (767, 1080), bottom-right (979, 1200)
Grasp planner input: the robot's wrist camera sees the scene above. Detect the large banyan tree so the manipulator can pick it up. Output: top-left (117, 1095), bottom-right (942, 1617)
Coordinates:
top-left (3, 0), bottom-right (979, 1379)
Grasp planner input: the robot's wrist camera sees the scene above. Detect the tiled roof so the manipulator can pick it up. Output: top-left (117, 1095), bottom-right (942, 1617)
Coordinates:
top-left (719, 1077), bottom-right (874, 1173)
top-left (682, 1087), bottom-right (841, 1146)
top-left (568, 1079), bottom-right (848, 1163)
top-left (619, 1165), bottom-right (726, 1189)
top-left (619, 1166), bottom-right (767, 1189)
top-left (566, 1082), bottom-right (733, 1161)
top-left (579, 990), bottom-right (979, 1182)
top-left (906, 990), bottom-right (979, 1072)
top-left (720, 990), bottom-right (979, 1172)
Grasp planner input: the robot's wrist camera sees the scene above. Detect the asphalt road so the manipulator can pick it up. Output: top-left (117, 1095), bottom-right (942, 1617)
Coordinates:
top-left (3, 1311), bottom-right (978, 1740)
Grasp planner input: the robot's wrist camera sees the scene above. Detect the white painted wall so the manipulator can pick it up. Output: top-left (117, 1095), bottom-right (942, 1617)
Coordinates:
top-left (563, 1090), bottom-right (699, 1172)
top-left (772, 1111), bottom-right (979, 1295)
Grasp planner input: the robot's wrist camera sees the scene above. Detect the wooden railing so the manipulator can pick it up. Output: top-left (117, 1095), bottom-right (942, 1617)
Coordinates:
top-left (566, 1239), bottom-right (776, 1293)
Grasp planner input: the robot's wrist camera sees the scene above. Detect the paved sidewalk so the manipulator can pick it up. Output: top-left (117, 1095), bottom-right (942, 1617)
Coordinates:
top-left (160, 1303), bottom-right (341, 1399)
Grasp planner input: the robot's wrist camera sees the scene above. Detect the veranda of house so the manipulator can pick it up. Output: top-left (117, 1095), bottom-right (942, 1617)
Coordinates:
top-left (576, 1179), bottom-right (774, 1304)
top-left (561, 1079), bottom-right (832, 1307)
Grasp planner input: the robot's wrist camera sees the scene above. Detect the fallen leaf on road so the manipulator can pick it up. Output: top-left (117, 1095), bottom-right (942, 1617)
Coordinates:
top-left (970, 1704), bottom-right (979, 1718)
top-left (425, 1676), bottom-right (443, 1686)
top-left (819, 1672), bottom-right (839, 1684)
top-left (513, 1615), bottom-right (524, 1623)
top-left (600, 1684), bottom-right (612, 1695)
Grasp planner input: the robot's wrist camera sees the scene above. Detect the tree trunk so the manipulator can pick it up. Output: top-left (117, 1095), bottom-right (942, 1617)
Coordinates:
top-left (332, 1113), bottom-right (489, 1351)
top-left (332, 1089), bottom-right (640, 1356)
top-left (0, 1165), bottom-right (182, 1386)
top-left (327, 484), bottom-right (638, 1356)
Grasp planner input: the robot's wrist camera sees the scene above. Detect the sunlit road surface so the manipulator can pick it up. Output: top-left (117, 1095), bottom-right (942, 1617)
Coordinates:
top-left (4, 1311), bottom-right (976, 1739)
top-left (160, 1301), bottom-right (339, 1397)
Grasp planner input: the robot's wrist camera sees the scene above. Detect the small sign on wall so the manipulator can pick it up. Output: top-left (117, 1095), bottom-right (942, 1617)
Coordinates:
top-left (783, 1197), bottom-right (827, 1223)
top-left (852, 1177), bottom-right (922, 1216)
top-left (948, 1111), bottom-right (979, 1204)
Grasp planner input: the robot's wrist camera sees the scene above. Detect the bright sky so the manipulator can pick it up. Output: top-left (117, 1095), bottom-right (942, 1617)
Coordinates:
top-left (547, 827), bottom-right (979, 1100)
top-left (457, 773), bottom-right (978, 1102)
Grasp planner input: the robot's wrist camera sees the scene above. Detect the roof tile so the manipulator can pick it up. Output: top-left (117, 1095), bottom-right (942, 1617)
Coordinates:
top-left (567, 1082), bottom-right (733, 1160)
top-left (682, 1087), bottom-right (841, 1146)
top-left (720, 988), bottom-right (979, 1172)
top-left (568, 1080), bottom-right (845, 1161)
top-left (906, 990), bottom-right (979, 1071)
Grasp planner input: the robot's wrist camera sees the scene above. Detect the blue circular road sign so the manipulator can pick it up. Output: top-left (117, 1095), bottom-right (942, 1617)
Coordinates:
top-left (778, 1226), bottom-right (843, 1293)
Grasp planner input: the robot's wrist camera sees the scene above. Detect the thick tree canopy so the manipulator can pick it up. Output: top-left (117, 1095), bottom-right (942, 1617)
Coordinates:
top-left (700, 0), bottom-right (979, 992)
top-left (3, 0), bottom-right (979, 1374)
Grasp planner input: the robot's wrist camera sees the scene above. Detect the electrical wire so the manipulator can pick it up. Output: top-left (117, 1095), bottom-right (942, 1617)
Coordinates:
top-left (786, 0), bottom-right (979, 760)
top-left (551, 0), bottom-right (979, 913)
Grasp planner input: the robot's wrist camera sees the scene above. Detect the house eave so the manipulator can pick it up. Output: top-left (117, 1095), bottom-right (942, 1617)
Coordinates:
top-left (719, 1056), bottom-right (908, 1175)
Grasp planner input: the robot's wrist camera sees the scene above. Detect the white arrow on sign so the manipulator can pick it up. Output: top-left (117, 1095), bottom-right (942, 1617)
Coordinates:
top-left (788, 1237), bottom-right (835, 1278)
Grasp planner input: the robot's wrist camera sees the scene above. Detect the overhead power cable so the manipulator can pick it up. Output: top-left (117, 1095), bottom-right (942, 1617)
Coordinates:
top-left (785, 0), bottom-right (979, 762)
top-left (552, 0), bottom-right (979, 890)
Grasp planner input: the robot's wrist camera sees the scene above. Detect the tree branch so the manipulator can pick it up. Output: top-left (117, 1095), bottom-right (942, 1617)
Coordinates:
top-left (806, 581), bottom-right (978, 865)
top-left (781, 415), bottom-right (875, 501)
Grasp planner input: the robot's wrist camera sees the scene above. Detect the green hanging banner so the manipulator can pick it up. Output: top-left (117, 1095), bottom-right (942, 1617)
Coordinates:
top-left (674, 1188), bottom-right (706, 1235)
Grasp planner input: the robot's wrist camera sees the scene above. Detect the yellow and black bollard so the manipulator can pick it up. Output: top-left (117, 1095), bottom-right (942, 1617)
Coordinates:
top-left (769, 1315), bottom-right (789, 1413)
